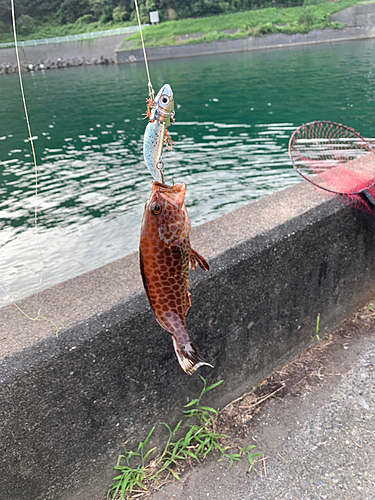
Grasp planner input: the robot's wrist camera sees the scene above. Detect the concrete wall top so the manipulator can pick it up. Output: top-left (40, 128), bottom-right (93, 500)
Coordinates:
top-left (0, 181), bottom-right (327, 364)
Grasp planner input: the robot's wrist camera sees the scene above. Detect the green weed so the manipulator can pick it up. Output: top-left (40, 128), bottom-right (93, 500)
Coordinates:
top-left (316, 313), bottom-right (320, 340)
top-left (108, 377), bottom-right (261, 500)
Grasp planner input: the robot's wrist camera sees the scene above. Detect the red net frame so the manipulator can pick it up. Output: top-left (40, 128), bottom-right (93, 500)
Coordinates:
top-left (289, 121), bottom-right (375, 213)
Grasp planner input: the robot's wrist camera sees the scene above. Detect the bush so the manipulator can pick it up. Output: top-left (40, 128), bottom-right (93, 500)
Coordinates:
top-left (0, 21), bottom-right (9, 34)
top-left (130, 4), bottom-right (149, 24)
top-left (298, 11), bottom-right (317, 24)
top-left (17, 15), bottom-right (36, 35)
top-left (250, 21), bottom-right (273, 35)
top-left (303, 0), bottom-right (329, 5)
top-left (58, 0), bottom-right (91, 24)
top-left (75, 14), bottom-right (96, 25)
top-left (175, 6), bottom-right (191, 19)
top-left (112, 6), bottom-right (129, 23)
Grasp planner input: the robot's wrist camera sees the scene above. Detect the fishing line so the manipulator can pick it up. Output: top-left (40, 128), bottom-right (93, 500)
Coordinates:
top-left (134, 0), bottom-right (154, 100)
top-left (1, 1), bottom-right (58, 335)
top-left (0, 284), bottom-right (58, 335)
top-left (11, 0), bottom-right (42, 247)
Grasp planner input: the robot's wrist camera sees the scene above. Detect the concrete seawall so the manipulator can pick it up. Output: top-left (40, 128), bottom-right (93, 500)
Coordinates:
top-left (2, 182), bottom-right (375, 500)
top-left (0, 33), bottom-right (125, 66)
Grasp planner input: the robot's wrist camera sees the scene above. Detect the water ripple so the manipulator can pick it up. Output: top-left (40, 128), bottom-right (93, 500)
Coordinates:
top-left (1, 39), bottom-right (375, 304)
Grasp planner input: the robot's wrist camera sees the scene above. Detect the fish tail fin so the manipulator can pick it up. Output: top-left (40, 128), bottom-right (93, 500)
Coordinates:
top-left (171, 336), bottom-right (213, 375)
top-left (189, 248), bottom-right (209, 271)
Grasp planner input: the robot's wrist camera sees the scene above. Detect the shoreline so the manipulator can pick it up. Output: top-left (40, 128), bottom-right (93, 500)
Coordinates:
top-left (1, 27), bottom-right (374, 76)
top-left (116, 25), bottom-right (375, 64)
top-left (0, 3), bottom-right (374, 74)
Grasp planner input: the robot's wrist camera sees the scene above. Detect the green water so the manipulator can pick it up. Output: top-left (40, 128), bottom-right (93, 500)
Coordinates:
top-left (1, 39), bottom-right (375, 305)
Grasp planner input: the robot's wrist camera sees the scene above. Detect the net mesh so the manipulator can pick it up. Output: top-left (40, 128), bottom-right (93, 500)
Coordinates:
top-left (289, 121), bottom-right (375, 213)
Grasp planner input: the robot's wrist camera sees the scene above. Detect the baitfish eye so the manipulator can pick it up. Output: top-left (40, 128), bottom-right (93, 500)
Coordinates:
top-left (150, 202), bottom-right (162, 215)
top-left (160, 95), bottom-right (169, 107)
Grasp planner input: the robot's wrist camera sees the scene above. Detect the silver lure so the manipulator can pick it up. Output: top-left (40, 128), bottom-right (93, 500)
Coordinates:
top-left (143, 121), bottom-right (166, 183)
top-left (143, 84), bottom-right (175, 182)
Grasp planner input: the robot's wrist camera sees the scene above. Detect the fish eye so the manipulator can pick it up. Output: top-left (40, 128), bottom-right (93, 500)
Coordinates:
top-left (160, 95), bottom-right (169, 107)
top-left (150, 202), bottom-right (162, 215)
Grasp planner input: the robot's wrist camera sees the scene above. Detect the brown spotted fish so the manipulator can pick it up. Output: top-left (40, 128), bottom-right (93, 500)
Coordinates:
top-left (139, 181), bottom-right (212, 375)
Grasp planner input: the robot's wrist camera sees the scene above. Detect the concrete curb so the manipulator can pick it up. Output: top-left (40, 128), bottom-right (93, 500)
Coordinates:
top-left (2, 182), bottom-right (375, 500)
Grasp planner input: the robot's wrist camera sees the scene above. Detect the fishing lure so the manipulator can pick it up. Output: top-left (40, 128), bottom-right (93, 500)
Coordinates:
top-left (143, 84), bottom-right (175, 183)
top-left (139, 181), bottom-right (212, 375)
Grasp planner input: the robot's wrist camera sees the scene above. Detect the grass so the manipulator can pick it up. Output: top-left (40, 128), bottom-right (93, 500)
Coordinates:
top-left (119, 0), bottom-right (366, 49)
top-left (315, 313), bottom-right (321, 340)
top-left (107, 377), bottom-right (261, 499)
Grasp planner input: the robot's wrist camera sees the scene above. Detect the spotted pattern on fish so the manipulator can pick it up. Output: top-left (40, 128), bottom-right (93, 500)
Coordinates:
top-left (139, 181), bottom-right (211, 375)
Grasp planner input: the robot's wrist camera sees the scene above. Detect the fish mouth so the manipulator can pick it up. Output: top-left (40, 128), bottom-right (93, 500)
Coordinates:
top-left (152, 181), bottom-right (186, 193)
top-left (151, 181), bottom-right (186, 208)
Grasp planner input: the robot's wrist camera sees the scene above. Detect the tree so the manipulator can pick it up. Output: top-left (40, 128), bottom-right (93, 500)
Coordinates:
top-left (58, 0), bottom-right (91, 23)
top-left (112, 5), bottom-right (130, 22)
top-left (17, 14), bottom-right (36, 34)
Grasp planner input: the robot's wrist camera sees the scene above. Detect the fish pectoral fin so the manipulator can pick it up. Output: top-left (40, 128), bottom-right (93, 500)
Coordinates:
top-left (190, 248), bottom-right (209, 271)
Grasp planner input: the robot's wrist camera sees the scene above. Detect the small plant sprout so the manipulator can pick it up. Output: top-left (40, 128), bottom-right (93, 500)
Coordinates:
top-left (239, 445), bottom-right (262, 472)
top-left (316, 313), bottom-right (320, 340)
top-left (108, 377), bottom-right (261, 499)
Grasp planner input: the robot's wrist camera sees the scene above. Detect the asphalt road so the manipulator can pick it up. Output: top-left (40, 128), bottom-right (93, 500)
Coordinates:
top-left (149, 325), bottom-right (375, 500)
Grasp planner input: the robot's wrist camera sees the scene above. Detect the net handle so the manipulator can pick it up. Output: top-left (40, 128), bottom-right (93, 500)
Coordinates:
top-left (288, 120), bottom-right (375, 196)
top-left (359, 189), bottom-right (375, 210)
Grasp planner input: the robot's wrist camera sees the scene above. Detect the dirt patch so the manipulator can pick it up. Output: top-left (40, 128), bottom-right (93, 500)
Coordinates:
top-left (110, 300), bottom-right (375, 499)
top-left (216, 301), bottom-right (375, 439)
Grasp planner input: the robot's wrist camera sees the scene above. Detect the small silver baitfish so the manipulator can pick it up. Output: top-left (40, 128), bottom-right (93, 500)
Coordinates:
top-left (143, 84), bottom-right (175, 183)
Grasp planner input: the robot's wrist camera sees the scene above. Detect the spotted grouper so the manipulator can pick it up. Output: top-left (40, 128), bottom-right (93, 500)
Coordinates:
top-left (139, 181), bottom-right (212, 375)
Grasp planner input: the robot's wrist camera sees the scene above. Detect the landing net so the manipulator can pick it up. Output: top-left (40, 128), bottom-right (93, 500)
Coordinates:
top-left (289, 121), bottom-right (375, 212)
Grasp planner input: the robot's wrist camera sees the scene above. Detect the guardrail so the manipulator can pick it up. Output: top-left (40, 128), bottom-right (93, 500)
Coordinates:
top-left (0, 24), bottom-right (148, 49)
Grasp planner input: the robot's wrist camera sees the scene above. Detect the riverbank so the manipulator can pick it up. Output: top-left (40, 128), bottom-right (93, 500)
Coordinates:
top-left (116, 24), bottom-right (375, 64)
top-left (1, 2), bottom-right (374, 74)
top-left (116, 2), bottom-right (375, 63)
